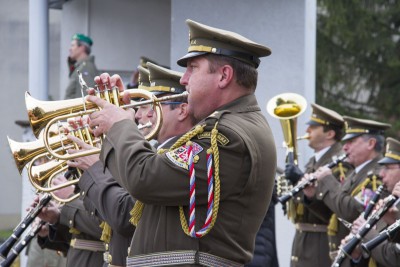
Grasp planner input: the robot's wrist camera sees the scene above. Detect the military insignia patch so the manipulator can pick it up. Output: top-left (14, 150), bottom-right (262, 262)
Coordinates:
top-left (196, 132), bottom-right (229, 146)
top-left (166, 142), bottom-right (203, 170)
top-left (354, 188), bottom-right (375, 206)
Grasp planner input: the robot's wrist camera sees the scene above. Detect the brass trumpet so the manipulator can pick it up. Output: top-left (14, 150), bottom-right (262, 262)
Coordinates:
top-left (26, 89), bottom-right (188, 160)
top-left (266, 93), bottom-right (307, 201)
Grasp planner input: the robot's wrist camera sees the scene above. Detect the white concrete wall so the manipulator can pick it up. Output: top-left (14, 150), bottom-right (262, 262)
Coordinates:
top-left (0, 0), bottom-right (61, 229)
top-left (170, 1), bottom-right (316, 266)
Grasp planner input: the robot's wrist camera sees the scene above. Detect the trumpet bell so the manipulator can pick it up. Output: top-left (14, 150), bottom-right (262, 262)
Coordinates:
top-left (266, 93), bottom-right (307, 120)
top-left (266, 92), bottom-right (307, 166)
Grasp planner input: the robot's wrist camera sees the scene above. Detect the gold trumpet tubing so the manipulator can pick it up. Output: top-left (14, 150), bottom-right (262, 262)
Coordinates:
top-left (27, 159), bottom-right (80, 204)
top-left (26, 92), bottom-right (97, 138)
top-left (40, 89), bottom-right (187, 161)
top-left (8, 135), bottom-right (73, 174)
top-left (29, 159), bottom-right (68, 185)
top-left (26, 88), bottom-right (174, 138)
top-left (46, 170), bottom-right (80, 204)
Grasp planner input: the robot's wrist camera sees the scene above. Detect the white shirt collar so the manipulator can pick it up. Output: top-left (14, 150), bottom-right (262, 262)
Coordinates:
top-left (355, 159), bottom-right (372, 174)
top-left (314, 146), bottom-right (331, 162)
top-left (157, 136), bottom-right (176, 149)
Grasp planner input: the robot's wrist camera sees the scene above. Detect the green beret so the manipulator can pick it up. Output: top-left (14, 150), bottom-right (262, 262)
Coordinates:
top-left (147, 62), bottom-right (185, 95)
top-left (72, 33), bottom-right (93, 46)
top-left (177, 19), bottom-right (271, 68)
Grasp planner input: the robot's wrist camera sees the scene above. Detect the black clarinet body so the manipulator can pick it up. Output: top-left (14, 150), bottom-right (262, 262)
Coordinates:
top-left (278, 154), bottom-right (348, 204)
top-left (332, 194), bottom-right (398, 267)
top-left (361, 218), bottom-right (400, 257)
top-left (364, 185), bottom-right (385, 219)
top-left (0, 194), bottom-right (51, 260)
top-left (0, 221), bottom-right (46, 267)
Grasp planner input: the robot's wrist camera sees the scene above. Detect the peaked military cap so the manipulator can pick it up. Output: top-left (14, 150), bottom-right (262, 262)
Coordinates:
top-left (378, 137), bottom-right (400, 165)
top-left (177, 19), bottom-right (271, 68)
top-left (147, 62), bottom-right (185, 95)
top-left (139, 56), bottom-right (159, 69)
top-left (307, 103), bottom-right (344, 128)
top-left (342, 116), bottom-right (391, 141)
top-left (137, 66), bottom-right (150, 89)
top-left (72, 33), bottom-right (93, 46)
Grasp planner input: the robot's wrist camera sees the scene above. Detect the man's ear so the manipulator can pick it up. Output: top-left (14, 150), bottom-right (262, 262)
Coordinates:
top-left (178, 103), bottom-right (189, 121)
top-left (218, 65), bottom-right (234, 89)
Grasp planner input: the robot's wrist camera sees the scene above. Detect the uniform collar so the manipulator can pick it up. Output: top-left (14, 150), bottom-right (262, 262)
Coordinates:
top-left (314, 146), bottom-right (331, 162)
top-left (75, 55), bottom-right (95, 67)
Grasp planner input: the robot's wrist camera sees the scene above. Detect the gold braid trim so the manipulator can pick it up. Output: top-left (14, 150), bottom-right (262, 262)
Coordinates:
top-left (338, 162), bottom-right (345, 182)
top-left (69, 227), bottom-right (81, 235)
top-left (327, 214), bottom-right (338, 236)
top-left (369, 258), bottom-right (377, 267)
top-left (328, 177), bottom-right (372, 237)
top-left (129, 125), bottom-right (206, 227)
top-left (179, 123), bottom-right (220, 237)
top-left (129, 148), bottom-right (170, 226)
top-left (99, 221), bottom-right (111, 243)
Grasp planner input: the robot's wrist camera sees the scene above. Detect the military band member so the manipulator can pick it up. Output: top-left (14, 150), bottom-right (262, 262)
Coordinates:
top-left (86, 19), bottom-right (276, 266)
top-left (68, 62), bottom-right (194, 266)
top-left (35, 192), bottom-right (106, 267)
top-left (342, 137), bottom-right (400, 267)
top-left (303, 116), bottom-right (391, 260)
top-left (65, 33), bottom-right (99, 100)
top-left (285, 104), bottom-right (348, 267)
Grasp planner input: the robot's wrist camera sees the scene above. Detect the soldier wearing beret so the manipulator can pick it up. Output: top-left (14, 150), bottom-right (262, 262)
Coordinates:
top-left (285, 103), bottom-right (350, 267)
top-left (86, 19), bottom-right (276, 266)
top-left (303, 116), bottom-right (391, 263)
top-left (340, 137), bottom-right (400, 267)
top-left (64, 33), bottom-right (99, 100)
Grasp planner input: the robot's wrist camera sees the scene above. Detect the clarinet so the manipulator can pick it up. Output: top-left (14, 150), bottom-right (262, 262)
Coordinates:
top-left (278, 154), bottom-right (348, 204)
top-left (363, 184), bottom-right (385, 219)
top-left (361, 218), bottom-right (400, 257)
top-left (0, 221), bottom-right (46, 267)
top-left (332, 194), bottom-right (399, 267)
top-left (0, 193), bottom-right (51, 261)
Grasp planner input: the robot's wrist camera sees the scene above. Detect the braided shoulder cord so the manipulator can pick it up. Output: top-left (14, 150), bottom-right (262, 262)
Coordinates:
top-left (129, 125), bottom-right (206, 227)
top-left (179, 122), bottom-right (221, 238)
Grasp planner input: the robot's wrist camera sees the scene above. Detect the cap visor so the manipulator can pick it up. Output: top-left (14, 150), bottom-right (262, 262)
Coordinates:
top-left (378, 157), bottom-right (400, 165)
top-left (177, 52), bottom-right (208, 67)
top-left (306, 120), bottom-right (322, 126)
top-left (342, 133), bottom-right (361, 142)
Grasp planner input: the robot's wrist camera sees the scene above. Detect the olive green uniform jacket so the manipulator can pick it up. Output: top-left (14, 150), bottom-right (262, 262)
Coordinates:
top-left (39, 198), bottom-right (105, 267)
top-left (100, 94), bottom-right (277, 265)
top-left (64, 55), bottom-right (98, 99)
top-left (312, 156), bottom-right (382, 256)
top-left (291, 142), bottom-right (345, 267)
top-left (79, 160), bottom-right (136, 266)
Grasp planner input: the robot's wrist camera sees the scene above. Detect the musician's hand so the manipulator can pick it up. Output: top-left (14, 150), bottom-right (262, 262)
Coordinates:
top-left (284, 163), bottom-right (304, 184)
top-left (52, 175), bottom-right (75, 199)
top-left (380, 202), bottom-right (399, 225)
top-left (314, 166), bottom-right (332, 181)
top-left (32, 218), bottom-right (49, 237)
top-left (340, 235), bottom-right (362, 261)
top-left (392, 181), bottom-right (400, 198)
top-left (67, 135), bottom-right (100, 171)
top-left (351, 216), bottom-right (365, 234)
top-left (37, 200), bottom-right (61, 225)
top-left (302, 174), bottom-right (316, 198)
